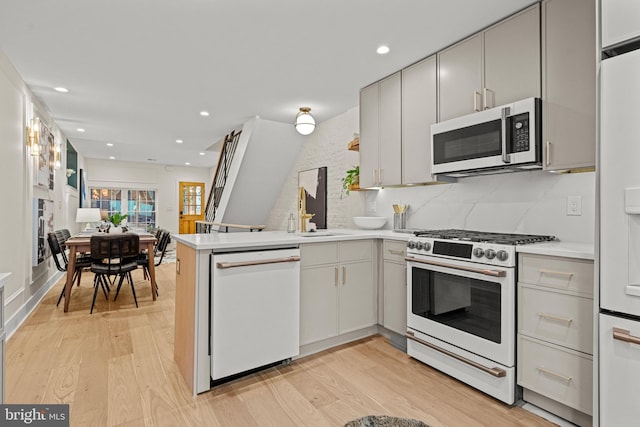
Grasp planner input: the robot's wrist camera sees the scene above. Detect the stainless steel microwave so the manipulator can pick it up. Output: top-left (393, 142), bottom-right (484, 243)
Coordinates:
top-left (431, 97), bottom-right (541, 177)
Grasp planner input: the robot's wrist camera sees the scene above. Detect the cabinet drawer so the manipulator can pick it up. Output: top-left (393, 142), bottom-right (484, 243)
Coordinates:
top-left (339, 240), bottom-right (373, 263)
top-left (300, 242), bottom-right (339, 267)
top-left (518, 254), bottom-right (593, 296)
top-left (383, 240), bottom-right (406, 262)
top-left (518, 335), bottom-right (592, 415)
top-left (519, 285), bottom-right (593, 354)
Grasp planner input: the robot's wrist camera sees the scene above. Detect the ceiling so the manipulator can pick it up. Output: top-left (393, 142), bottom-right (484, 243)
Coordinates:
top-left (0, 0), bottom-right (536, 168)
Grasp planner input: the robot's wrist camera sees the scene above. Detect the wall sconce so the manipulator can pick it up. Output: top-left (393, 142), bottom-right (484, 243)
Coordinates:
top-left (54, 143), bottom-right (61, 169)
top-left (294, 107), bottom-right (316, 135)
top-left (26, 117), bottom-right (41, 156)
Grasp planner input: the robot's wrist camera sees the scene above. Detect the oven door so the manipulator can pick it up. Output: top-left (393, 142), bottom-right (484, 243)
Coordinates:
top-left (406, 255), bottom-right (515, 367)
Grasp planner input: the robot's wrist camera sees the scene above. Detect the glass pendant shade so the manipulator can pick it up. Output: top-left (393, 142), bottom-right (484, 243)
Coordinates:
top-left (295, 107), bottom-right (315, 135)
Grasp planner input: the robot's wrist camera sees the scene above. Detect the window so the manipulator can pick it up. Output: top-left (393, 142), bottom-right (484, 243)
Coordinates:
top-left (90, 187), bottom-right (157, 230)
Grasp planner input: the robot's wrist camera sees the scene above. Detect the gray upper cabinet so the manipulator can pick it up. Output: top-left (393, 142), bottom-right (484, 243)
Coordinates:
top-left (602, 0), bottom-right (640, 49)
top-left (359, 72), bottom-right (402, 188)
top-left (438, 34), bottom-right (483, 122)
top-left (438, 5), bottom-right (541, 122)
top-left (542, 0), bottom-right (595, 171)
top-left (484, 5), bottom-right (541, 108)
top-left (401, 56), bottom-right (437, 184)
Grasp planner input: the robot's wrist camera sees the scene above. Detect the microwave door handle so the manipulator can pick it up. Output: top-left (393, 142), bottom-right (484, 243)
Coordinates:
top-left (501, 106), bottom-right (511, 164)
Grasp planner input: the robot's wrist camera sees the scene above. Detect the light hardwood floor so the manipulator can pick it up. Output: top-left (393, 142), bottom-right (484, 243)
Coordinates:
top-left (6, 262), bottom-right (555, 427)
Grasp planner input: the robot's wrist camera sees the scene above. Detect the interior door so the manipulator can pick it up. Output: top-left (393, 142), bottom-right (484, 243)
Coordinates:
top-left (179, 182), bottom-right (205, 234)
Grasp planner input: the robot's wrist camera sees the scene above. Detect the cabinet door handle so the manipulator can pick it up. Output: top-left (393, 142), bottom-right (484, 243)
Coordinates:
top-left (536, 366), bottom-right (572, 383)
top-left (473, 91), bottom-right (481, 112)
top-left (372, 169), bottom-right (377, 185)
top-left (613, 327), bottom-right (640, 345)
top-left (545, 141), bottom-right (552, 167)
top-left (379, 169), bottom-right (383, 185)
top-left (334, 267), bottom-right (339, 286)
top-left (388, 249), bottom-right (405, 255)
top-left (176, 258), bottom-right (180, 274)
top-left (537, 312), bottom-right (573, 324)
top-left (539, 269), bottom-right (574, 279)
top-left (483, 87), bottom-right (488, 110)
top-left (342, 266), bottom-right (347, 285)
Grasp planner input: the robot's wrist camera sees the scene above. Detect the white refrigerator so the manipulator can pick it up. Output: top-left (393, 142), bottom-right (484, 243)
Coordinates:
top-left (599, 47), bottom-right (640, 426)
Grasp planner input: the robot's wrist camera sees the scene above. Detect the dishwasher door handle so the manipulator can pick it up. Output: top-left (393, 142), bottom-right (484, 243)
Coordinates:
top-left (216, 255), bottom-right (300, 269)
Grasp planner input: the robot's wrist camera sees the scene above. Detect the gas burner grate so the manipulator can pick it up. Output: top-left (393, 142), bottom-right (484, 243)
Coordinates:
top-left (412, 229), bottom-right (558, 245)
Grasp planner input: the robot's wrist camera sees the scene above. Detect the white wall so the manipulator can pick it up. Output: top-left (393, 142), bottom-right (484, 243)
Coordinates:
top-left (84, 158), bottom-right (213, 236)
top-left (267, 107), bottom-right (595, 244)
top-left (0, 48), bottom-right (80, 327)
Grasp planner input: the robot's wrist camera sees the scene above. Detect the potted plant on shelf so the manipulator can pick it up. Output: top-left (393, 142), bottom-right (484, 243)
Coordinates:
top-left (341, 165), bottom-right (360, 197)
top-left (107, 212), bottom-right (128, 233)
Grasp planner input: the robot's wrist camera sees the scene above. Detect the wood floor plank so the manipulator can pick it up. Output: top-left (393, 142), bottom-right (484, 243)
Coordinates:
top-left (6, 263), bottom-right (558, 427)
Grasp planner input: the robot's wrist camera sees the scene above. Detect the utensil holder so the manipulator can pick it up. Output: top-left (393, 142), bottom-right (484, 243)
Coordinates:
top-left (393, 212), bottom-right (406, 230)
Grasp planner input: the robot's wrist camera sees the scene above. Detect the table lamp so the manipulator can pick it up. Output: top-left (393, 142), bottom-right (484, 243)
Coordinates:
top-left (76, 208), bottom-right (101, 230)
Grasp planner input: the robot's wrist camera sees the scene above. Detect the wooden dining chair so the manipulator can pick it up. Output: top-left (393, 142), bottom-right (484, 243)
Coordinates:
top-left (89, 233), bottom-right (140, 314)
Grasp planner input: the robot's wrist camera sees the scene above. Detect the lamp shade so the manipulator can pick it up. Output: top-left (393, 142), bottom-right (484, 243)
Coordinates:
top-left (76, 208), bottom-right (101, 223)
top-left (295, 107), bottom-right (315, 135)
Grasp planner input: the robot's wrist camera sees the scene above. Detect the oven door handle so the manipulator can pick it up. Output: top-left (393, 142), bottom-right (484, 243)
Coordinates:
top-left (406, 331), bottom-right (507, 378)
top-left (405, 256), bottom-right (507, 277)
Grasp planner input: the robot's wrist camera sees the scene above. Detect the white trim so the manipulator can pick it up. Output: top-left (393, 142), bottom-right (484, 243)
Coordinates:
top-left (4, 271), bottom-right (63, 340)
top-left (4, 288), bottom-right (24, 306)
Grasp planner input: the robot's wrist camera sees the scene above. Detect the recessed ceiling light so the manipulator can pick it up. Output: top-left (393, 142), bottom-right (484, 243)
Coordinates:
top-left (109, 156), bottom-right (115, 160)
top-left (77, 128), bottom-right (85, 132)
top-left (176, 139), bottom-right (183, 144)
top-left (199, 152), bottom-right (205, 156)
top-left (54, 87), bottom-right (69, 93)
top-left (200, 111), bottom-right (210, 117)
top-left (185, 162), bottom-right (191, 166)
top-left (376, 45), bottom-right (390, 55)
top-left (106, 143), bottom-right (114, 147)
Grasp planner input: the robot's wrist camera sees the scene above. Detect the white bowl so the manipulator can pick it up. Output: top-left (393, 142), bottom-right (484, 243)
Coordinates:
top-left (353, 216), bottom-right (387, 229)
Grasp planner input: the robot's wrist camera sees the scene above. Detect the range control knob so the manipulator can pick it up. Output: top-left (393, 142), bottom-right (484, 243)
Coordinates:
top-left (423, 242), bottom-right (432, 251)
top-left (496, 250), bottom-right (509, 262)
top-left (407, 241), bottom-right (416, 249)
top-left (473, 248), bottom-right (485, 258)
top-left (416, 241), bottom-right (424, 250)
top-left (485, 249), bottom-right (496, 260)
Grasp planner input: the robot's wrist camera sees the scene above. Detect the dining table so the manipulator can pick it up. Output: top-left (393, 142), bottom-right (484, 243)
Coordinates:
top-left (62, 231), bottom-right (158, 312)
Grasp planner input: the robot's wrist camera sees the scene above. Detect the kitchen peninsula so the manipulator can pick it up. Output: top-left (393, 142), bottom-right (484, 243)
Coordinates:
top-left (172, 230), bottom-right (593, 399)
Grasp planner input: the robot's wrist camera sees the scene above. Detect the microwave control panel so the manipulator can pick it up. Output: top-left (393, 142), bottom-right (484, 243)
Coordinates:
top-left (511, 112), bottom-right (530, 153)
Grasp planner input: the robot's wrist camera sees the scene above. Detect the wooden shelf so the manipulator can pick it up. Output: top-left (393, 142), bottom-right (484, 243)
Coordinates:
top-left (347, 138), bottom-right (359, 151)
top-left (348, 183), bottom-right (360, 191)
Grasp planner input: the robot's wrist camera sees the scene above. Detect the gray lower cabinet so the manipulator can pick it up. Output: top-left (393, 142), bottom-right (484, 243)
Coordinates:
top-left (382, 240), bottom-right (407, 335)
top-left (300, 240), bottom-right (375, 346)
top-left (517, 253), bottom-right (594, 426)
top-left (541, 0), bottom-right (596, 171)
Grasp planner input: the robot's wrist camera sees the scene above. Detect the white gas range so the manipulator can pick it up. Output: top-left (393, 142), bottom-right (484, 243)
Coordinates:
top-left (404, 229), bottom-right (557, 404)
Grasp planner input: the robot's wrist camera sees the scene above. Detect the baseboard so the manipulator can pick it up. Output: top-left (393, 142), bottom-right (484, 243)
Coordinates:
top-left (297, 326), bottom-right (378, 359)
top-left (4, 271), bottom-right (64, 340)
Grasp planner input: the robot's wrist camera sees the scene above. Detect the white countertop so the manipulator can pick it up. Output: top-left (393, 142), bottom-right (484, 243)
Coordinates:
top-left (172, 229), bottom-right (410, 250)
top-left (515, 241), bottom-right (594, 260)
top-left (172, 229), bottom-right (593, 259)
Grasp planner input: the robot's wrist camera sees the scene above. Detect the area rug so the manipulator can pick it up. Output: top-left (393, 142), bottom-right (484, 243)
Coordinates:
top-left (344, 415), bottom-right (429, 427)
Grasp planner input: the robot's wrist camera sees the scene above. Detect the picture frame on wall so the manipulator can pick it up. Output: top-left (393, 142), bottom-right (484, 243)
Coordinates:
top-left (298, 166), bottom-right (327, 230)
top-left (33, 119), bottom-right (55, 190)
top-left (32, 198), bottom-right (54, 266)
top-left (79, 168), bottom-right (87, 207)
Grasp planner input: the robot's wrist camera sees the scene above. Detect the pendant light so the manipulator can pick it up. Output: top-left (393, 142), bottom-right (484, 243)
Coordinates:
top-left (294, 107), bottom-right (315, 135)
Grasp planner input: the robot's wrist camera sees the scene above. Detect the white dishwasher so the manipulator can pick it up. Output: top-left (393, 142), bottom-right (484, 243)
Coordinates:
top-left (210, 246), bottom-right (300, 381)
